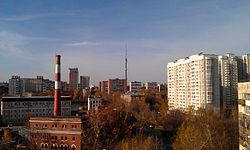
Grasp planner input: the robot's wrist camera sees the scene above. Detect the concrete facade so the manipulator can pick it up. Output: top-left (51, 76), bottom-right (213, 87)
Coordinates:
top-left (0, 96), bottom-right (71, 125)
top-left (167, 53), bottom-right (220, 110)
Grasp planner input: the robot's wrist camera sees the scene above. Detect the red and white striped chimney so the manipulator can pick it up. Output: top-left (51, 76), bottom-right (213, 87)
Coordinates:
top-left (54, 55), bottom-right (61, 116)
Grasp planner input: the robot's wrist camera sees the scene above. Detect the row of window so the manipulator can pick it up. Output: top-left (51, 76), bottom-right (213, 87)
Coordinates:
top-left (40, 143), bottom-right (76, 150)
top-left (32, 135), bottom-right (76, 141)
top-left (34, 124), bottom-right (77, 129)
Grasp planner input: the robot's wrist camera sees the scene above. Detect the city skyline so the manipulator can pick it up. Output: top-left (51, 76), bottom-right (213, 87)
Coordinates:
top-left (0, 0), bottom-right (250, 85)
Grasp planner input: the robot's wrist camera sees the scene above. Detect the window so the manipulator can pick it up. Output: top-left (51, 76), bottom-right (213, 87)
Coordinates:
top-left (42, 124), bottom-right (47, 128)
top-left (72, 125), bottom-right (77, 128)
top-left (51, 143), bottom-right (58, 150)
top-left (34, 124), bottom-right (38, 128)
top-left (65, 137), bottom-right (67, 140)
top-left (45, 143), bottom-right (48, 148)
top-left (60, 144), bottom-right (68, 150)
top-left (62, 124), bottom-right (67, 128)
top-left (52, 124), bottom-right (57, 128)
top-left (71, 144), bottom-right (76, 150)
top-left (41, 143), bottom-right (44, 148)
top-left (72, 137), bottom-right (76, 141)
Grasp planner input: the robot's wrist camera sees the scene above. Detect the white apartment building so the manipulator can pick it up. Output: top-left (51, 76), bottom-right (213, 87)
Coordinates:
top-left (87, 97), bottom-right (103, 111)
top-left (218, 54), bottom-right (238, 109)
top-left (0, 96), bottom-right (71, 125)
top-left (167, 53), bottom-right (220, 110)
top-left (129, 81), bottom-right (142, 93)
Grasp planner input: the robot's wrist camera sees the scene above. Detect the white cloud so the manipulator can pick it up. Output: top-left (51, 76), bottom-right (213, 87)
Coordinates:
top-left (0, 12), bottom-right (74, 21)
top-left (65, 41), bottom-right (101, 46)
top-left (0, 30), bottom-right (33, 60)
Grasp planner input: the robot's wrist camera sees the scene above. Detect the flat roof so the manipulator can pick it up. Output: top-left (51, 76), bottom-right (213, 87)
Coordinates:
top-left (1, 96), bottom-right (71, 102)
top-left (29, 116), bottom-right (84, 122)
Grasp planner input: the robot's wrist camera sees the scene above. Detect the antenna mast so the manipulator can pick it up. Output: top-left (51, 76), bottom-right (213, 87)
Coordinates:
top-left (125, 44), bottom-right (128, 85)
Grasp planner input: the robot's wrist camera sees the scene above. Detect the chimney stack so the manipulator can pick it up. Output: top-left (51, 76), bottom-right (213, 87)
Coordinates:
top-left (54, 55), bottom-right (61, 116)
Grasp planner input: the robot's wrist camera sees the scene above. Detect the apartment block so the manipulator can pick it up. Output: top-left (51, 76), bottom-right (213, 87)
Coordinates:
top-left (69, 68), bottom-right (79, 92)
top-left (218, 54), bottom-right (238, 109)
top-left (87, 97), bottom-right (103, 111)
top-left (167, 53), bottom-right (220, 110)
top-left (108, 78), bottom-right (127, 95)
top-left (238, 82), bottom-right (250, 150)
top-left (129, 81), bottom-right (142, 93)
top-left (99, 81), bottom-right (108, 96)
top-left (9, 76), bottom-right (55, 96)
top-left (242, 54), bottom-right (250, 81)
top-left (80, 76), bottom-right (90, 90)
top-left (9, 76), bottom-right (21, 96)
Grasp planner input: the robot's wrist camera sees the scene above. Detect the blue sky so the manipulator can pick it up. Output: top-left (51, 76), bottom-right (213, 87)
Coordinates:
top-left (0, 0), bottom-right (250, 84)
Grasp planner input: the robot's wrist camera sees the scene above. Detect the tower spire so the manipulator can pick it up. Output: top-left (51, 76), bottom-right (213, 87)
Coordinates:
top-left (125, 44), bottom-right (128, 85)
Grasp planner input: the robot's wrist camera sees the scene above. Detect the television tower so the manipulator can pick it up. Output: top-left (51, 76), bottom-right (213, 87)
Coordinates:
top-left (125, 45), bottom-right (128, 85)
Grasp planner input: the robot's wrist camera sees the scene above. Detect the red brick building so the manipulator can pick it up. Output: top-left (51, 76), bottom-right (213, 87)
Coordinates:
top-left (99, 79), bottom-right (127, 96)
top-left (29, 116), bottom-right (84, 150)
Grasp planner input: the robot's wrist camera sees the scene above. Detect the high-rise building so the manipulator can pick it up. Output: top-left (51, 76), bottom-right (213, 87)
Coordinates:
top-left (9, 76), bottom-right (53, 96)
top-left (167, 53), bottom-right (220, 110)
top-left (108, 78), bottom-right (127, 95)
top-left (80, 76), bottom-right (90, 90)
top-left (237, 54), bottom-right (250, 82)
top-left (238, 82), bottom-right (250, 149)
top-left (99, 79), bottom-right (127, 96)
top-left (242, 54), bottom-right (250, 81)
top-left (20, 76), bottom-right (43, 94)
top-left (129, 81), bottom-right (142, 93)
top-left (218, 54), bottom-right (238, 109)
top-left (69, 68), bottom-right (79, 92)
top-left (42, 79), bottom-right (54, 93)
top-left (99, 81), bottom-right (108, 96)
top-left (9, 76), bottom-right (21, 96)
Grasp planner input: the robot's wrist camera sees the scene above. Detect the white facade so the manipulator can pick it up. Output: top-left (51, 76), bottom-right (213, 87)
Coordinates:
top-left (87, 97), bottom-right (103, 111)
top-left (129, 81), bottom-right (142, 93)
top-left (167, 53), bottom-right (220, 110)
top-left (0, 96), bottom-right (71, 125)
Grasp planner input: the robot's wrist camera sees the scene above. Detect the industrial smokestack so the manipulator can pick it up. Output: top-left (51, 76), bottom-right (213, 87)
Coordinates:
top-left (54, 55), bottom-right (61, 116)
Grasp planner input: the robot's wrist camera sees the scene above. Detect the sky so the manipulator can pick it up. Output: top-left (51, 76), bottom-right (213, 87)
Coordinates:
top-left (0, 0), bottom-right (250, 85)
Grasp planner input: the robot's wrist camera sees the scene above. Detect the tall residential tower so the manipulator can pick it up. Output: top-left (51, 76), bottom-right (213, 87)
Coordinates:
top-left (167, 53), bottom-right (220, 110)
top-left (69, 68), bottom-right (79, 92)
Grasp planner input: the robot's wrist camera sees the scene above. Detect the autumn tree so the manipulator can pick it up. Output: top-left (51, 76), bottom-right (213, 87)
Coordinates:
top-left (3, 128), bottom-right (13, 141)
top-left (173, 107), bottom-right (238, 150)
top-left (83, 98), bottom-right (136, 150)
top-left (73, 89), bottom-right (79, 100)
top-left (116, 134), bottom-right (161, 150)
